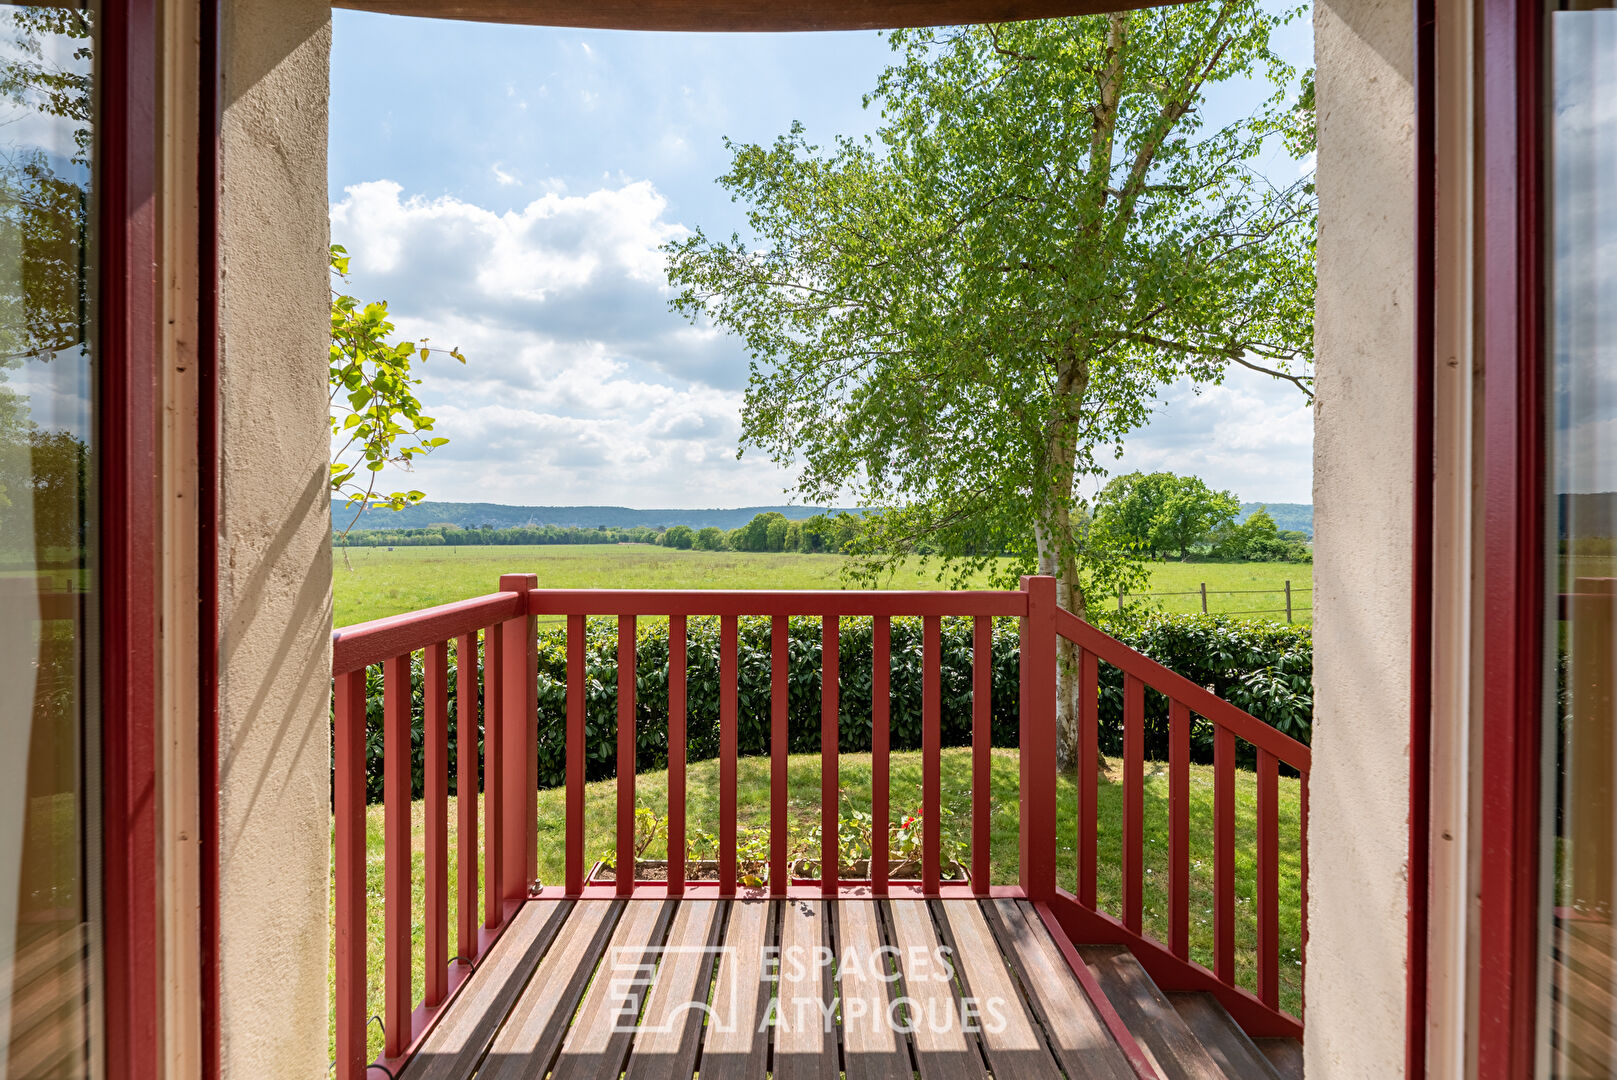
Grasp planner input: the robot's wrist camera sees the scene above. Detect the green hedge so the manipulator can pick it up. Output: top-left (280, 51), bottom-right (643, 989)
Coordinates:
top-left (337, 613), bottom-right (1312, 804)
top-left (534, 616), bottom-right (1025, 790)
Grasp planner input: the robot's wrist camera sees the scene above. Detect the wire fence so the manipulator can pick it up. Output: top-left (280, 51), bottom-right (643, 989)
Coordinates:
top-left (1118, 579), bottom-right (1311, 623)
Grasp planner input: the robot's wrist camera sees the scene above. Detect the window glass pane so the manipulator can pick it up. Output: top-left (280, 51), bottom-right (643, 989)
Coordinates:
top-left (1546, 4), bottom-right (1617, 1076)
top-left (0, 6), bottom-right (95, 1077)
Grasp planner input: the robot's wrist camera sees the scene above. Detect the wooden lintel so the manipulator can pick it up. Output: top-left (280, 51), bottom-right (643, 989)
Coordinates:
top-left (329, 0), bottom-right (1177, 33)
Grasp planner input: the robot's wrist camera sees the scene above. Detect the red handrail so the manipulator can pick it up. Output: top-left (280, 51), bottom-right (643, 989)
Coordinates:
top-left (330, 574), bottom-right (1310, 1076)
top-left (332, 591), bottom-right (522, 675)
top-left (527, 588), bottom-right (1027, 617)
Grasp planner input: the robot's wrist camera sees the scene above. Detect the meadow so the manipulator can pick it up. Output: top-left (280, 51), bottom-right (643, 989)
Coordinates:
top-left (333, 543), bottom-right (1311, 626)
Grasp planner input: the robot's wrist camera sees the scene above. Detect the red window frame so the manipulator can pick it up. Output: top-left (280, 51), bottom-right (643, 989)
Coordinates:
top-left (1475, 0), bottom-right (1549, 1074)
top-left (98, 5), bottom-right (170, 1078)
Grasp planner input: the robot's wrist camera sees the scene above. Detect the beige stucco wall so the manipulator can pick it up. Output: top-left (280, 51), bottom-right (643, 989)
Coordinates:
top-left (1308, 0), bottom-right (1416, 1073)
top-left (215, 1), bottom-right (333, 1074)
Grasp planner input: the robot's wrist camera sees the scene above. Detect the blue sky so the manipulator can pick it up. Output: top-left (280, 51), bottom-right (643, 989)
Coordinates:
top-left (329, 11), bottom-right (1316, 510)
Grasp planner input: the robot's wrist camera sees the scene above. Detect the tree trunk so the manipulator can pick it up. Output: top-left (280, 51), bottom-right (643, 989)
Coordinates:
top-left (1034, 354), bottom-right (1091, 770)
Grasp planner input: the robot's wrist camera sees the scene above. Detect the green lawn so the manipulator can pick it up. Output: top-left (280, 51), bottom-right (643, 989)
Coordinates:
top-left (333, 544), bottom-right (1311, 627)
top-left (333, 748), bottom-right (1303, 1061)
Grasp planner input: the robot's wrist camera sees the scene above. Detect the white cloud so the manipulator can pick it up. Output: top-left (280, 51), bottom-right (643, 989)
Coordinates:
top-left (329, 179), bottom-right (776, 507)
top-left (1103, 371), bottom-right (1315, 504)
top-left (491, 163), bottom-right (519, 186)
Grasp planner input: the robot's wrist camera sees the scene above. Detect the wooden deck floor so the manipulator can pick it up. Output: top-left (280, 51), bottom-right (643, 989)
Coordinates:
top-left (1551, 916), bottom-right (1616, 1079)
top-left (403, 898), bottom-right (1139, 1080)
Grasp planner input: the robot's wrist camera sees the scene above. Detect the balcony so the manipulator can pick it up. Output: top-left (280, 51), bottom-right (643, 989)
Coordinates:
top-left (330, 576), bottom-right (1308, 1080)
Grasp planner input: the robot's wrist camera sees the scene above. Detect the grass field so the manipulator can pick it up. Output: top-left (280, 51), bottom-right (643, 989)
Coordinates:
top-left (333, 747), bottom-right (1303, 1061)
top-left (1120, 560), bottom-right (1313, 624)
top-left (334, 544), bottom-right (1311, 626)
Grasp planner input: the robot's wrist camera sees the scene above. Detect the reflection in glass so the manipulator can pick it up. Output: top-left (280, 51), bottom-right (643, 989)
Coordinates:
top-left (1546, 5), bottom-right (1617, 1077)
top-left (0, 6), bottom-right (94, 1078)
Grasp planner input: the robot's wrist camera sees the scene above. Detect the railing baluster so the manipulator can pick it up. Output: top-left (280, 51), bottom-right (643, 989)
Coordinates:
top-left (770, 615), bottom-right (789, 894)
top-left (383, 653), bottom-right (412, 1058)
top-left (482, 624), bottom-right (502, 926)
top-left (1123, 673), bottom-right (1144, 933)
top-left (1257, 748), bottom-right (1280, 1009)
top-left (669, 616), bottom-right (687, 896)
top-left (1078, 647), bottom-right (1098, 907)
top-left (424, 641), bottom-right (449, 1007)
top-left (617, 616), bottom-right (637, 896)
top-left (923, 615), bottom-right (942, 894)
top-left (720, 615), bottom-right (738, 895)
top-left (872, 616), bottom-right (891, 897)
top-left (455, 633), bottom-right (478, 961)
top-left (971, 615), bottom-right (991, 895)
top-left (565, 614), bottom-right (585, 895)
top-left (333, 669), bottom-right (367, 1080)
top-left (1214, 725), bottom-right (1236, 985)
top-left (821, 616), bottom-right (840, 893)
top-left (1169, 699), bottom-right (1191, 960)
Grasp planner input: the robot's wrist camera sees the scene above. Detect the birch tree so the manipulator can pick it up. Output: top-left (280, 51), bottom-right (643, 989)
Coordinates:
top-left (666, 5), bottom-right (1315, 762)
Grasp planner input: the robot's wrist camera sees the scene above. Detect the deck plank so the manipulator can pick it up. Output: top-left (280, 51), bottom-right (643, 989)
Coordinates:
top-left (624, 899), bottom-right (725, 1080)
top-left (934, 899), bottom-right (1061, 1080)
top-left (1081, 945), bottom-right (1226, 1080)
top-left (406, 898), bottom-right (572, 1080)
top-left (886, 900), bottom-right (985, 1080)
top-left (1170, 993), bottom-right (1283, 1080)
top-left (1254, 1038), bottom-right (1303, 1080)
top-left (982, 899), bottom-right (1136, 1080)
top-left (701, 899), bottom-right (776, 1080)
top-left (776, 899), bottom-right (838, 1080)
top-left (836, 900), bottom-right (910, 1080)
top-left (475, 901), bottom-right (624, 1080)
top-left (550, 899), bottom-right (677, 1080)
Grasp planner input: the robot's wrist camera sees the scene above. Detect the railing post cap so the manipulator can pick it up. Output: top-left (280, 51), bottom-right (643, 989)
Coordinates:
top-left (499, 573), bottom-right (538, 592)
top-left (1020, 574), bottom-right (1057, 597)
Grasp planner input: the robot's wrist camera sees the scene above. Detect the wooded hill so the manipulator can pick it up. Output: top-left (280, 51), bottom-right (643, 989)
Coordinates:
top-left (334, 501), bottom-right (854, 533)
top-left (1237, 503), bottom-right (1313, 539)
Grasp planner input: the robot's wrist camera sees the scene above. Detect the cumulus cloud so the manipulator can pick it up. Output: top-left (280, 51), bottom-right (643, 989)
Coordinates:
top-left (329, 179), bottom-right (772, 506)
top-left (1101, 371), bottom-right (1315, 504)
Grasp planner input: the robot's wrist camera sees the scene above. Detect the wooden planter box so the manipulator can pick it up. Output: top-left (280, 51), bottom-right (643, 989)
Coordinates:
top-left (586, 858), bottom-right (968, 884)
top-left (588, 859), bottom-right (750, 883)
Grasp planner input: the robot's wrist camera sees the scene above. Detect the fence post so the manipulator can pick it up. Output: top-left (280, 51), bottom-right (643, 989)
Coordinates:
top-left (1117, 585), bottom-right (1124, 613)
top-left (1285, 580), bottom-right (1293, 624)
top-left (1200, 582), bottom-right (1208, 614)
top-left (1020, 575), bottom-right (1058, 900)
top-left (499, 573), bottom-right (537, 901)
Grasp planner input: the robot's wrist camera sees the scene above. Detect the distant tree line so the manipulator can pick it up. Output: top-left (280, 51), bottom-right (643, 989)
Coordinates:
top-left (333, 479), bottom-right (1309, 565)
top-left (330, 511), bottom-right (873, 552)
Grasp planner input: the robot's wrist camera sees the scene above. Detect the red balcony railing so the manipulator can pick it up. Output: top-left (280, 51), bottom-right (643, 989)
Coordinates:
top-left (329, 573), bottom-right (1310, 1079)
